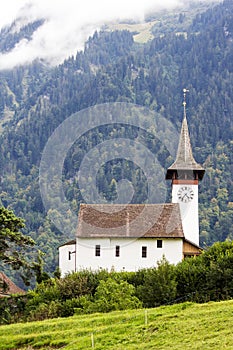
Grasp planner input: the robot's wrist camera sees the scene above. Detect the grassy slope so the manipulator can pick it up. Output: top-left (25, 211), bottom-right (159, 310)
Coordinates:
top-left (0, 300), bottom-right (233, 349)
top-left (104, 2), bottom-right (221, 44)
top-left (104, 21), bottom-right (157, 43)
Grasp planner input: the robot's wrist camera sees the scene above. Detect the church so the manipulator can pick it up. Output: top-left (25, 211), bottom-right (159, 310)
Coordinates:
top-left (59, 93), bottom-right (205, 276)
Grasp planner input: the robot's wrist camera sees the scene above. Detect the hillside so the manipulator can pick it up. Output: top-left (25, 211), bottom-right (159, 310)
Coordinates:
top-left (0, 300), bottom-right (233, 349)
top-left (0, 0), bottom-right (232, 282)
top-left (104, 0), bottom-right (217, 43)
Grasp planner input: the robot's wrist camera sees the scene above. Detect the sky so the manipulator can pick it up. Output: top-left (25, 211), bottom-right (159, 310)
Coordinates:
top-left (0, 0), bottom-right (221, 70)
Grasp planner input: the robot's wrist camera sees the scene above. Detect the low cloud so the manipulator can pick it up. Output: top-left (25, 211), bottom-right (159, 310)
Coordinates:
top-left (0, 0), bottom-right (221, 70)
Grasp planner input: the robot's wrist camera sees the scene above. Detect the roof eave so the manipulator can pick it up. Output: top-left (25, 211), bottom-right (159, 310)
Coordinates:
top-left (166, 168), bottom-right (205, 180)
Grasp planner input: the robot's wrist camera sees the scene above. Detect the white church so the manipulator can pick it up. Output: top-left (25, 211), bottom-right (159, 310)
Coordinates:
top-left (59, 94), bottom-right (205, 276)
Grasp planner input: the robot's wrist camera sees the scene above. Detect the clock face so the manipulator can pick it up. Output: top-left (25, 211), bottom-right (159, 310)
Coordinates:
top-left (177, 186), bottom-right (194, 203)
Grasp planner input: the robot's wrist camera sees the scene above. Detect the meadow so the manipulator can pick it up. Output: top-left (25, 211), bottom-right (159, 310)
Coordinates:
top-left (0, 300), bottom-right (233, 349)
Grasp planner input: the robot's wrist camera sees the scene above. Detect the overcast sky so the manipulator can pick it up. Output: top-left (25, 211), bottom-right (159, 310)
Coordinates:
top-left (0, 0), bottom-right (221, 70)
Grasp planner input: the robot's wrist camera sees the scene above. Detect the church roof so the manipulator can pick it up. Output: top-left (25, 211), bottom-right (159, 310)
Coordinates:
top-left (58, 239), bottom-right (76, 248)
top-left (166, 104), bottom-right (205, 180)
top-left (77, 203), bottom-right (184, 239)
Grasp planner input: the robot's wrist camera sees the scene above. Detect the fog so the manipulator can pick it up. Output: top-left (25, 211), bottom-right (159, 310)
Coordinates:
top-left (0, 0), bottom-right (221, 69)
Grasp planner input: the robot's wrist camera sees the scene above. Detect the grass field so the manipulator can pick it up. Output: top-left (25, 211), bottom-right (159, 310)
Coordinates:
top-left (0, 300), bottom-right (233, 349)
top-left (105, 21), bottom-right (157, 43)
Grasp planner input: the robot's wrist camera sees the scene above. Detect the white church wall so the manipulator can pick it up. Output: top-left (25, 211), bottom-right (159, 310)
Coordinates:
top-left (59, 242), bottom-right (76, 277)
top-left (75, 237), bottom-right (183, 272)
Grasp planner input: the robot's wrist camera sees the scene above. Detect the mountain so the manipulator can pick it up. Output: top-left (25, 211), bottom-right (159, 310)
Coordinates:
top-left (0, 0), bottom-right (232, 281)
top-left (0, 19), bottom-right (44, 54)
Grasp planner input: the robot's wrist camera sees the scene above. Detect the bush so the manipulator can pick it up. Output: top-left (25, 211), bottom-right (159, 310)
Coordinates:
top-left (136, 257), bottom-right (177, 307)
top-left (76, 278), bottom-right (142, 314)
top-left (176, 241), bottom-right (233, 303)
top-left (5, 242), bottom-right (233, 324)
top-left (175, 257), bottom-right (209, 303)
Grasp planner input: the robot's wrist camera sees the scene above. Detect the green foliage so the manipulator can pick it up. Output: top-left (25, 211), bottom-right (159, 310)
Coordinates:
top-left (22, 271), bottom-right (142, 321)
top-left (175, 257), bottom-right (209, 303)
top-left (27, 298), bottom-right (82, 321)
top-left (202, 241), bottom-right (233, 300)
top-left (0, 206), bottom-right (34, 267)
top-left (0, 295), bottom-right (28, 324)
top-left (24, 272), bottom-right (92, 321)
top-left (3, 242), bottom-right (233, 324)
top-left (0, 206), bottom-right (36, 287)
top-left (31, 250), bottom-right (50, 284)
top-left (176, 241), bottom-right (233, 303)
top-left (76, 278), bottom-right (142, 314)
top-left (136, 257), bottom-right (177, 307)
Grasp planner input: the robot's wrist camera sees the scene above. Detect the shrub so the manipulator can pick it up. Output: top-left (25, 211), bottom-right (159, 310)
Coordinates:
top-left (175, 257), bottom-right (209, 303)
top-left (136, 257), bottom-right (177, 307)
top-left (76, 278), bottom-right (142, 314)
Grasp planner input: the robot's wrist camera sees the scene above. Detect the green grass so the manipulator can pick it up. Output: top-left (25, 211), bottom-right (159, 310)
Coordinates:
top-left (1, 300), bottom-right (233, 349)
top-left (105, 21), bottom-right (157, 43)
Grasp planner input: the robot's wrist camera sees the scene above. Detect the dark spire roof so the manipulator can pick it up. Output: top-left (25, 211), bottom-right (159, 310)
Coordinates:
top-left (166, 90), bottom-right (205, 180)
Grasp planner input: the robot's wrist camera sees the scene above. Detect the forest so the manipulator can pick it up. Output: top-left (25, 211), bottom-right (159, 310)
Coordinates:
top-left (0, 0), bottom-right (232, 282)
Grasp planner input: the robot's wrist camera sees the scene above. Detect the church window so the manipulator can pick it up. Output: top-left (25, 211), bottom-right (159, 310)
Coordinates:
top-left (115, 245), bottom-right (120, 257)
top-left (142, 246), bottom-right (147, 258)
top-left (68, 251), bottom-right (75, 260)
top-left (95, 245), bottom-right (101, 256)
top-left (157, 240), bottom-right (163, 248)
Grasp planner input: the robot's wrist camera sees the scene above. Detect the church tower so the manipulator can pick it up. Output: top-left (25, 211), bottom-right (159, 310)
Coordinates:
top-left (166, 89), bottom-right (205, 246)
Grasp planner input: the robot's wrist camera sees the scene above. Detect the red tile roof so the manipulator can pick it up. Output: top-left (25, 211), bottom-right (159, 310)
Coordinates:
top-left (77, 203), bottom-right (184, 238)
top-left (0, 272), bottom-right (25, 297)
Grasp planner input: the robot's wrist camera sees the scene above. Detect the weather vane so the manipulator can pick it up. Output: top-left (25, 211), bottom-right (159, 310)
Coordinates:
top-left (183, 88), bottom-right (189, 107)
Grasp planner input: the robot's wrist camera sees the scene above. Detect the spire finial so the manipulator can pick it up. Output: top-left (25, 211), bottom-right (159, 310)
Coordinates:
top-left (183, 88), bottom-right (189, 118)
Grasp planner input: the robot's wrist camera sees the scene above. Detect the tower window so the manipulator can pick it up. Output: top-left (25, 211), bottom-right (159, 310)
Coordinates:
top-left (95, 245), bottom-right (101, 256)
top-left (115, 245), bottom-right (120, 257)
top-left (157, 240), bottom-right (163, 248)
top-left (142, 246), bottom-right (147, 258)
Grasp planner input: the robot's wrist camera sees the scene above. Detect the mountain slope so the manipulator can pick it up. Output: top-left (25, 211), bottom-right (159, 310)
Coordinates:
top-left (0, 0), bottom-right (232, 280)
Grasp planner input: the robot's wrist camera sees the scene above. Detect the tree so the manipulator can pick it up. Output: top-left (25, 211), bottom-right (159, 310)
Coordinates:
top-left (175, 256), bottom-right (208, 303)
top-left (0, 206), bottom-right (35, 285)
top-left (136, 257), bottom-right (177, 307)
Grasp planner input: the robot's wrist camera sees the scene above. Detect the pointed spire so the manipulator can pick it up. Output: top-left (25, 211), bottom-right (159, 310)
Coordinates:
top-left (174, 96), bottom-right (197, 168)
top-left (166, 89), bottom-right (205, 180)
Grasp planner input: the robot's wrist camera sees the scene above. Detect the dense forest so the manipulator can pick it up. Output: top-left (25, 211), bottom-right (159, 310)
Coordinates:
top-left (0, 0), bottom-right (232, 281)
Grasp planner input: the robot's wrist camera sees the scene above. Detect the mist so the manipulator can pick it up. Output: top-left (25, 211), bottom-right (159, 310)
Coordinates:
top-left (0, 0), bottom-right (221, 70)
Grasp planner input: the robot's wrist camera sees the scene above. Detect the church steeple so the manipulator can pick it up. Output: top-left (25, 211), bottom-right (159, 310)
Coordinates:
top-left (166, 89), bottom-right (205, 181)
